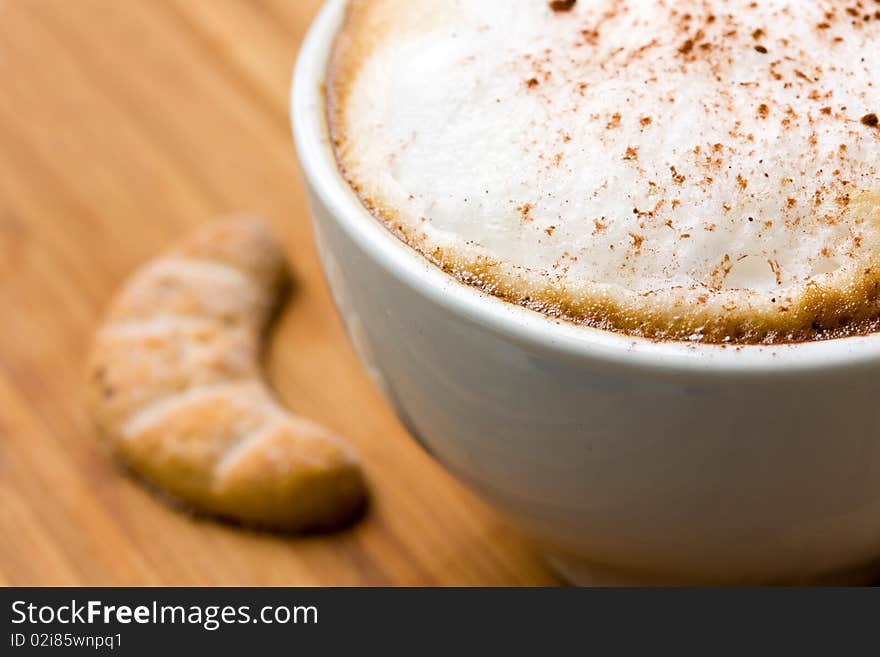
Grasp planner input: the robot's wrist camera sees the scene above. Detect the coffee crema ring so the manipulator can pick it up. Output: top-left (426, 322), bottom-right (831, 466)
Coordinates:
top-left (329, 0), bottom-right (880, 344)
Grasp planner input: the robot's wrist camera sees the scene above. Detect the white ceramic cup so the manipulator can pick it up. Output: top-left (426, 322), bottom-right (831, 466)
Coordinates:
top-left (292, 0), bottom-right (880, 585)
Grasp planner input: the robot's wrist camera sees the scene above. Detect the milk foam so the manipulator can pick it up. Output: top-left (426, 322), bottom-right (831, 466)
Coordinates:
top-left (330, 0), bottom-right (880, 343)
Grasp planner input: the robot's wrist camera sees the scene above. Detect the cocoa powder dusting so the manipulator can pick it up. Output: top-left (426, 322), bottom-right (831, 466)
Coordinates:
top-left (549, 0), bottom-right (577, 12)
top-left (331, 0), bottom-right (880, 345)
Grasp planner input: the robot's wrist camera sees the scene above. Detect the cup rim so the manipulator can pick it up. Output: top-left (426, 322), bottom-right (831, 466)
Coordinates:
top-left (291, 0), bottom-right (880, 376)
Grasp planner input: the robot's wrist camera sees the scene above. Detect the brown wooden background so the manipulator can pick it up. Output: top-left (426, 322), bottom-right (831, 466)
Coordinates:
top-left (0, 0), bottom-right (559, 586)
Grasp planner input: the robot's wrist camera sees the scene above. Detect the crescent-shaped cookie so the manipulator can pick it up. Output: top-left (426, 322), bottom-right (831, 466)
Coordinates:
top-left (85, 216), bottom-right (366, 531)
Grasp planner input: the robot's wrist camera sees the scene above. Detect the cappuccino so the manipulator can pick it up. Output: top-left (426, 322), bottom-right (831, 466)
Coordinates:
top-left (329, 0), bottom-right (880, 343)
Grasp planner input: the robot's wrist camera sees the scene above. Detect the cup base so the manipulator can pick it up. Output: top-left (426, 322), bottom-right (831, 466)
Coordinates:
top-left (544, 551), bottom-right (880, 586)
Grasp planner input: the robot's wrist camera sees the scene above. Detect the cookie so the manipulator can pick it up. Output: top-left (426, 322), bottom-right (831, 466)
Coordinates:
top-left (86, 216), bottom-right (366, 531)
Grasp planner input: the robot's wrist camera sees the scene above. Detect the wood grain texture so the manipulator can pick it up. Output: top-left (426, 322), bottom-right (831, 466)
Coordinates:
top-left (0, 0), bottom-right (559, 586)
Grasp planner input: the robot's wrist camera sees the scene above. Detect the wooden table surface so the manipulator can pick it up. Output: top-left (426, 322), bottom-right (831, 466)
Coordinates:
top-left (0, 0), bottom-right (559, 586)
